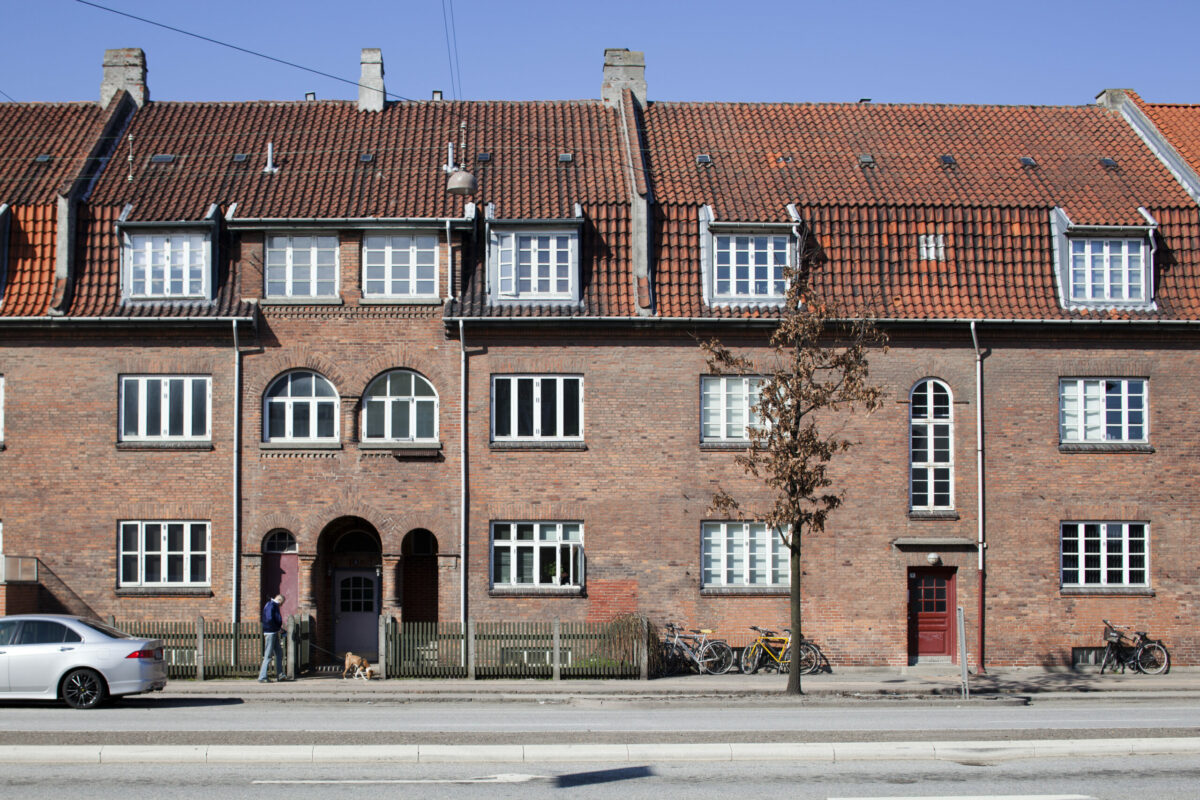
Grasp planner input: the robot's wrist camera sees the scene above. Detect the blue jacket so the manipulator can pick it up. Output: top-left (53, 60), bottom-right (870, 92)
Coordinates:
top-left (261, 599), bottom-right (283, 633)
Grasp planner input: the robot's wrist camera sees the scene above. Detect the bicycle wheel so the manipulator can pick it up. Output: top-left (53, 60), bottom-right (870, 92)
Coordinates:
top-left (659, 642), bottom-right (685, 676)
top-left (739, 642), bottom-right (762, 675)
top-left (1098, 644), bottom-right (1115, 674)
top-left (778, 645), bottom-right (791, 674)
top-left (700, 641), bottom-right (734, 675)
top-left (1136, 641), bottom-right (1169, 675)
top-left (797, 641), bottom-right (821, 674)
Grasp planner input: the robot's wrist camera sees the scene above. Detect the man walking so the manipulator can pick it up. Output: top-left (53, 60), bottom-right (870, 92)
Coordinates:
top-left (258, 594), bottom-right (287, 682)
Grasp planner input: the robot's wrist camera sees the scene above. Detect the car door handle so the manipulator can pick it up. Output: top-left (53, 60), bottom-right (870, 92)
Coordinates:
top-left (60, 646), bottom-right (75, 651)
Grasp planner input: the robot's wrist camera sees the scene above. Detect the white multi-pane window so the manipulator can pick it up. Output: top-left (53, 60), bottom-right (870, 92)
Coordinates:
top-left (491, 522), bottom-right (584, 588)
top-left (918, 233), bottom-right (945, 261)
top-left (713, 234), bottom-right (789, 299)
top-left (701, 375), bottom-right (762, 441)
top-left (264, 234), bottom-right (339, 299)
top-left (362, 234), bottom-right (438, 299)
top-left (120, 376), bottom-right (211, 441)
top-left (119, 521), bottom-right (210, 587)
top-left (264, 370), bottom-right (339, 442)
top-left (1061, 522), bottom-right (1148, 587)
top-left (1059, 378), bottom-right (1147, 443)
top-left (495, 230), bottom-right (577, 299)
top-left (0, 374), bottom-right (4, 443)
top-left (1069, 238), bottom-right (1147, 304)
top-left (701, 522), bottom-right (790, 588)
top-left (910, 379), bottom-right (953, 511)
top-left (491, 375), bottom-right (582, 441)
top-left (361, 371), bottom-right (438, 442)
top-left (123, 232), bottom-right (209, 298)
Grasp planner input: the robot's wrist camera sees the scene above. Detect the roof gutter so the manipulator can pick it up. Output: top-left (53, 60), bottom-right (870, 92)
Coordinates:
top-left (0, 315), bottom-right (256, 324)
top-left (442, 314), bottom-right (1200, 327)
top-left (225, 213), bottom-right (475, 229)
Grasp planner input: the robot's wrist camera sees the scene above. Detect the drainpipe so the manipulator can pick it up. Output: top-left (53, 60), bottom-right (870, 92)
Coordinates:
top-left (970, 320), bottom-right (986, 674)
top-left (459, 319), bottom-right (468, 627)
top-left (445, 219), bottom-right (453, 302)
top-left (231, 319), bottom-right (242, 637)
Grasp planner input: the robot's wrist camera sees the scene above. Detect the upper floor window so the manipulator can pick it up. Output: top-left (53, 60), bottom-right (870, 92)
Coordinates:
top-left (123, 232), bottom-right (209, 299)
top-left (1061, 522), bottom-right (1148, 587)
top-left (1069, 238), bottom-right (1147, 304)
top-left (492, 375), bottom-right (582, 442)
top-left (701, 375), bottom-right (762, 442)
top-left (918, 233), bottom-right (945, 261)
top-left (0, 374), bottom-right (5, 444)
top-left (1059, 378), bottom-right (1147, 443)
top-left (491, 521), bottom-right (584, 588)
top-left (701, 522), bottom-right (790, 588)
top-left (119, 520), bottom-right (210, 587)
top-left (362, 234), bottom-right (439, 299)
top-left (910, 379), bottom-right (953, 511)
top-left (712, 233), bottom-right (789, 301)
top-left (264, 370), bottom-right (339, 443)
top-left (120, 376), bottom-right (211, 442)
top-left (361, 370), bottom-right (438, 442)
top-left (265, 234), bottom-right (338, 299)
top-left (492, 230), bottom-right (578, 301)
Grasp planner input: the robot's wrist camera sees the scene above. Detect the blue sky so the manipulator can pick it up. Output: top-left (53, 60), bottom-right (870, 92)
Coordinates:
top-left (3, 0), bottom-right (1198, 106)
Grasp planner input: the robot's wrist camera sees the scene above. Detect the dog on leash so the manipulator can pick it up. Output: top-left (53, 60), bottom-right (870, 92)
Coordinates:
top-left (342, 651), bottom-right (375, 680)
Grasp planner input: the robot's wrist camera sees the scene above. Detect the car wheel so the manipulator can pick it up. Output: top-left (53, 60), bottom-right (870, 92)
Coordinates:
top-left (62, 668), bottom-right (107, 709)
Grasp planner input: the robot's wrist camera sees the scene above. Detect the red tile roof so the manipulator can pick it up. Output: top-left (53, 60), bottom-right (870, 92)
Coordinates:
top-left (0, 204), bottom-right (56, 317)
top-left (0, 103), bottom-right (112, 204)
top-left (1127, 93), bottom-right (1200, 183)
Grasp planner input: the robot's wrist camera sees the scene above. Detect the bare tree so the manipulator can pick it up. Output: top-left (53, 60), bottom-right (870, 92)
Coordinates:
top-left (702, 273), bottom-right (885, 694)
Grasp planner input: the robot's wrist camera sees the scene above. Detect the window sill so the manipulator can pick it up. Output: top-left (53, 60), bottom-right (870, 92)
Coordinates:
top-left (259, 441), bottom-right (342, 451)
top-left (893, 536), bottom-right (976, 549)
top-left (1060, 586), bottom-right (1155, 597)
top-left (490, 440), bottom-right (587, 451)
top-left (489, 586), bottom-right (584, 597)
top-left (117, 441), bottom-right (214, 451)
top-left (1059, 443), bottom-right (1155, 454)
top-left (700, 441), bottom-right (751, 451)
top-left (700, 586), bottom-right (790, 596)
top-left (358, 441), bottom-right (443, 458)
top-left (908, 510), bottom-right (960, 521)
top-left (116, 587), bottom-right (214, 597)
top-left (260, 297), bottom-right (344, 306)
top-left (358, 296), bottom-right (444, 306)
top-left (488, 297), bottom-right (582, 306)
top-left (708, 297), bottom-right (786, 307)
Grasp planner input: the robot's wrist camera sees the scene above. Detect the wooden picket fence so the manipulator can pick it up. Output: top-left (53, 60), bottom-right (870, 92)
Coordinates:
top-left (112, 615), bottom-right (315, 680)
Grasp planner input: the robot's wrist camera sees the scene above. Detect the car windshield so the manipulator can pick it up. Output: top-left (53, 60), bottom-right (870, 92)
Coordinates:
top-left (75, 619), bottom-right (135, 639)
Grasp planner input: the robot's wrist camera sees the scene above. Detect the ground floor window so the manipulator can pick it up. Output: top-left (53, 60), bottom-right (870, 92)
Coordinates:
top-left (119, 521), bottom-right (210, 587)
top-left (701, 521), bottom-right (790, 587)
top-left (1060, 521), bottom-right (1147, 587)
top-left (491, 522), bottom-right (583, 588)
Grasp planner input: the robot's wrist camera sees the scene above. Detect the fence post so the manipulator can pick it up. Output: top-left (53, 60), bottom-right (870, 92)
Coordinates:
top-left (640, 617), bottom-right (649, 681)
top-left (196, 617), bottom-right (205, 682)
top-left (106, 614), bottom-right (116, 627)
top-left (377, 614), bottom-right (388, 679)
top-left (284, 615), bottom-right (295, 680)
top-left (467, 618), bottom-right (476, 680)
top-left (957, 605), bottom-right (969, 699)
top-left (552, 619), bottom-right (561, 681)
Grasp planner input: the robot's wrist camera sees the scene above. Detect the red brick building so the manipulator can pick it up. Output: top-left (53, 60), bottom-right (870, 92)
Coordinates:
top-left (2, 48), bottom-right (1198, 668)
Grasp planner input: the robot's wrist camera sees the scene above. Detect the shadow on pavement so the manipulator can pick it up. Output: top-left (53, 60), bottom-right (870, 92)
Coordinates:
top-left (556, 766), bottom-right (655, 788)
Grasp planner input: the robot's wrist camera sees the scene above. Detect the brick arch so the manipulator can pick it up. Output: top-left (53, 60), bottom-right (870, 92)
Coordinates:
top-left (252, 511), bottom-right (309, 550)
top-left (359, 349), bottom-right (453, 397)
top-left (309, 499), bottom-right (396, 549)
top-left (908, 376), bottom-right (956, 402)
top-left (251, 347), bottom-right (351, 398)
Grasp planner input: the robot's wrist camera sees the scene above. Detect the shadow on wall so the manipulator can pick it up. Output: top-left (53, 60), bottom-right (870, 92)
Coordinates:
top-left (35, 562), bottom-right (102, 618)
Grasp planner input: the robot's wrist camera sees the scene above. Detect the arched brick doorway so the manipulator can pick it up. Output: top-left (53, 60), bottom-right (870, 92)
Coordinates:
top-left (261, 529), bottom-right (298, 620)
top-left (315, 517), bottom-right (382, 660)
top-left (401, 529), bottom-right (439, 623)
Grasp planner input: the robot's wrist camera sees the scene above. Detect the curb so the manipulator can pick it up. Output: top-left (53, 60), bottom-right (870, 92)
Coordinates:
top-left (3, 738), bottom-right (1197, 765)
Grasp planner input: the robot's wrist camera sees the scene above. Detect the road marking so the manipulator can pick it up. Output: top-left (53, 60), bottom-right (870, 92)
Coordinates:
top-left (255, 773), bottom-right (546, 785)
top-left (829, 795), bottom-right (1094, 800)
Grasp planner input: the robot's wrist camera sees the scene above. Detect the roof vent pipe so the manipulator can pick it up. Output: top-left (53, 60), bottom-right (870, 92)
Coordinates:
top-left (263, 142), bottom-right (279, 174)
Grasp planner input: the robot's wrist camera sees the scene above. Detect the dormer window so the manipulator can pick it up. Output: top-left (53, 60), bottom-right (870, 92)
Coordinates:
top-left (362, 233), bottom-right (439, 300)
top-left (122, 231), bottom-right (211, 300)
top-left (490, 229), bottom-right (579, 302)
top-left (713, 234), bottom-right (790, 300)
top-left (1069, 238), bottom-right (1147, 304)
top-left (265, 234), bottom-right (339, 300)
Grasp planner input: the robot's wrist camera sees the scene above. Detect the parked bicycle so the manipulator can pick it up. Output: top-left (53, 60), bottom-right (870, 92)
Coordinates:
top-left (739, 625), bottom-right (823, 675)
top-left (660, 623), bottom-right (734, 675)
top-left (1099, 619), bottom-right (1169, 675)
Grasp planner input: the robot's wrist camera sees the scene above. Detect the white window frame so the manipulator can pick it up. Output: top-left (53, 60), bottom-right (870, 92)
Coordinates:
top-left (122, 231), bottom-right (210, 299)
top-left (711, 232), bottom-right (790, 301)
top-left (1059, 378), bottom-right (1147, 444)
top-left (263, 370), bottom-right (340, 443)
top-left (701, 521), bottom-right (790, 588)
top-left (491, 375), bottom-right (583, 442)
top-left (0, 373), bottom-right (4, 445)
top-left (119, 520), bottom-right (211, 587)
top-left (360, 370), bottom-right (439, 443)
top-left (361, 232), bottom-right (440, 299)
top-left (1060, 521), bottom-right (1148, 588)
top-left (918, 233), bottom-right (945, 261)
top-left (491, 229), bottom-right (579, 301)
top-left (910, 379), bottom-right (954, 511)
top-left (1068, 237), bottom-right (1148, 305)
top-left (490, 521), bottom-right (584, 588)
top-left (701, 375), bottom-right (762, 442)
top-left (264, 234), bottom-right (339, 299)
top-left (119, 375), bottom-right (211, 442)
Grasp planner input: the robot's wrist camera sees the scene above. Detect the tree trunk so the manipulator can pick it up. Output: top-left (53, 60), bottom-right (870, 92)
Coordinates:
top-left (785, 538), bottom-right (803, 694)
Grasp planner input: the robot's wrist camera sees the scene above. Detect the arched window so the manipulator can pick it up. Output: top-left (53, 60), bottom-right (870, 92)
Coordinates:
top-left (361, 370), bottom-right (438, 442)
top-left (910, 379), bottom-right (953, 511)
top-left (264, 370), bottom-right (339, 442)
top-left (263, 530), bottom-right (297, 553)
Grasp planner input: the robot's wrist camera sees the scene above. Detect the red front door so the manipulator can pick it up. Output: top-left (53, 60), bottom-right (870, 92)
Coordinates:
top-left (908, 567), bottom-right (956, 661)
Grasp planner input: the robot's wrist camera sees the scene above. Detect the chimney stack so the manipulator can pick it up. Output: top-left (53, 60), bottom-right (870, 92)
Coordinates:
top-left (358, 48), bottom-right (386, 112)
top-left (100, 48), bottom-right (148, 108)
top-left (601, 48), bottom-right (646, 108)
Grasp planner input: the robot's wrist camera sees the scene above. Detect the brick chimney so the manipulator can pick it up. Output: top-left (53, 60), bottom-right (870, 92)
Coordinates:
top-left (601, 48), bottom-right (646, 108)
top-left (100, 48), bottom-right (148, 108)
top-left (358, 48), bottom-right (386, 112)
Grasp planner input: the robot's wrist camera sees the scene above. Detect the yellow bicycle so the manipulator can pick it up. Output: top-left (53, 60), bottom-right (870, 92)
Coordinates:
top-left (739, 625), bottom-right (822, 674)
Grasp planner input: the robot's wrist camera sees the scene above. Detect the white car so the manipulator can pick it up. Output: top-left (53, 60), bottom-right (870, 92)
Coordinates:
top-left (0, 614), bottom-right (167, 708)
